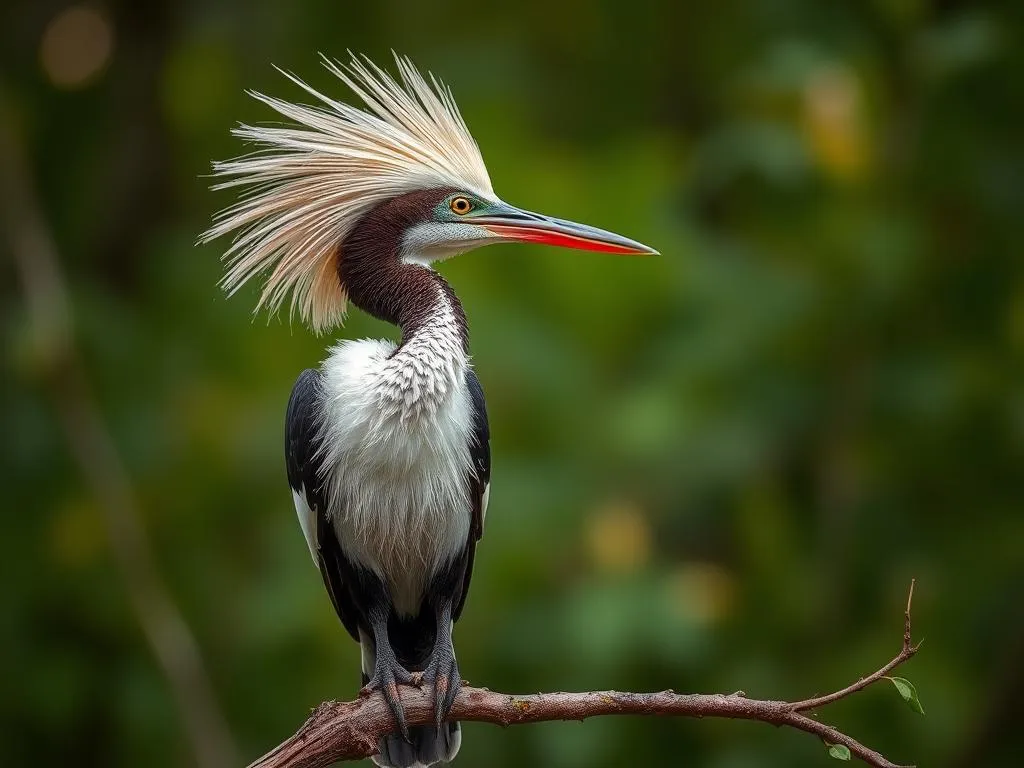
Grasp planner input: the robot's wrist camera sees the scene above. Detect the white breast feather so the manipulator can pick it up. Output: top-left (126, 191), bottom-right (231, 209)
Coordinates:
top-left (317, 293), bottom-right (474, 616)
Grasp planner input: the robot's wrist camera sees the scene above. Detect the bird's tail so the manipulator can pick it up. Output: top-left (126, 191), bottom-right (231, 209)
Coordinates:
top-left (361, 632), bottom-right (462, 768)
top-left (374, 724), bottom-right (461, 768)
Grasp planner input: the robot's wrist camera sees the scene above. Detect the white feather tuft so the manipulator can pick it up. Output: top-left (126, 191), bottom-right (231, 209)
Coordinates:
top-left (199, 52), bottom-right (494, 334)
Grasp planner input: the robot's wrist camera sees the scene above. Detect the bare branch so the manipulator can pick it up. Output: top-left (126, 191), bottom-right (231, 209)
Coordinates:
top-left (250, 583), bottom-right (920, 768)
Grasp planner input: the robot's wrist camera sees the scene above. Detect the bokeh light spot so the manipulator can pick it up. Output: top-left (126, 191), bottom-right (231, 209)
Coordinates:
top-left (39, 6), bottom-right (114, 89)
top-left (586, 499), bottom-right (651, 573)
top-left (667, 562), bottom-right (737, 626)
top-left (802, 64), bottom-right (870, 182)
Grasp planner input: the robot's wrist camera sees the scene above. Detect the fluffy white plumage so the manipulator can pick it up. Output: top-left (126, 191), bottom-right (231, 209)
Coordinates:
top-left (199, 53), bottom-right (494, 333)
top-left (314, 288), bottom-right (475, 616)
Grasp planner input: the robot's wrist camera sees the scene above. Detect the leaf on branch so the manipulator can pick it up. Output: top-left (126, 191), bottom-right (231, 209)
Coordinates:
top-left (888, 676), bottom-right (925, 714)
top-left (827, 743), bottom-right (851, 761)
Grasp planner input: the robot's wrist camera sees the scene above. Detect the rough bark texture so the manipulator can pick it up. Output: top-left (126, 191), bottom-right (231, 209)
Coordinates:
top-left (250, 584), bottom-right (920, 768)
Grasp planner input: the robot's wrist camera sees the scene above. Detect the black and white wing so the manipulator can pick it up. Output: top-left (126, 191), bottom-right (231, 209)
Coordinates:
top-left (285, 368), bottom-right (360, 641)
top-left (454, 368), bottom-right (491, 621)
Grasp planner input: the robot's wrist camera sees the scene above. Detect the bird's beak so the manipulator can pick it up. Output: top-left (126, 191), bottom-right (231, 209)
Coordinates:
top-left (472, 202), bottom-right (658, 255)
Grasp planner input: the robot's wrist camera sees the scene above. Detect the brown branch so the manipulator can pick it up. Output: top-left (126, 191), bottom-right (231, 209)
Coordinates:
top-left (251, 581), bottom-right (920, 768)
top-left (0, 90), bottom-right (239, 768)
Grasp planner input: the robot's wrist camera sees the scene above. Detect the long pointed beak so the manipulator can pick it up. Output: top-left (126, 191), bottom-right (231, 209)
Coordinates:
top-left (472, 202), bottom-right (658, 255)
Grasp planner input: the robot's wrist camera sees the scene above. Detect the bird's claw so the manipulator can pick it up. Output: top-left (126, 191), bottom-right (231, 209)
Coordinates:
top-left (422, 650), bottom-right (461, 729)
top-left (362, 660), bottom-right (414, 741)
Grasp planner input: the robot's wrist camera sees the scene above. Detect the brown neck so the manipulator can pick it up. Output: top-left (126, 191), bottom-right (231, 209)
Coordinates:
top-left (338, 188), bottom-right (469, 352)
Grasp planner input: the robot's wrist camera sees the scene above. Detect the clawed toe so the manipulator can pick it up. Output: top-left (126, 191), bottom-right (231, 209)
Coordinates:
top-left (363, 660), bottom-right (415, 741)
top-left (422, 653), bottom-right (461, 729)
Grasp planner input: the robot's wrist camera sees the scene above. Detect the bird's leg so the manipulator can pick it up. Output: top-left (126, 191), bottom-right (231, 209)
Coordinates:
top-left (420, 600), bottom-right (460, 729)
top-left (360, 605), bottom-right (414, 741)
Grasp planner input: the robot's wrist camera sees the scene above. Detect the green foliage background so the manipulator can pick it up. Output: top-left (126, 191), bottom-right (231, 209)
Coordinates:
top-left (3, 1), bottom-right (1023, 766)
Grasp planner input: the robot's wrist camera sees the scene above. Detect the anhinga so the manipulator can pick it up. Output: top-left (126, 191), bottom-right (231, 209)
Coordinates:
top-left (202, 54), bottom-right (656, 767)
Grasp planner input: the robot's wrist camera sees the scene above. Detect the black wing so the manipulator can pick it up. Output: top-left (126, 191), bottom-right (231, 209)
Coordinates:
top-left (453, 368), bottom-right (491, 621)
top-left (285, 368), bottom-right (360, 641)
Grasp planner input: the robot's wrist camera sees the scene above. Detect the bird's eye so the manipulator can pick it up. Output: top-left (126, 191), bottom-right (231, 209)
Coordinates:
top-left (450, 196), bottom-right (473, 215)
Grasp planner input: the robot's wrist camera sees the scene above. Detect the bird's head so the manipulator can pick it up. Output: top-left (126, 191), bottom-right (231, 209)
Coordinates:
top-left (397, 188), bottom-right (657, 265)
top-left (201, 53), bottom-right (656, 333)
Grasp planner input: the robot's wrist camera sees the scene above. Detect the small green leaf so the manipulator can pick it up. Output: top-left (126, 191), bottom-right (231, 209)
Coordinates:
top-left (889, 676), bottom-right (925, 714)
top-left (827, 743), bottom-right (851, 761)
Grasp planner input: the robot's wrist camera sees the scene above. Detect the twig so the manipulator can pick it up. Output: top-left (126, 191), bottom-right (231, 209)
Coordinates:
top-left (791, 579), bottom-right (918, 712)
top-left (250, 582), bottom-right (920, 768)
top-left (0, 93), bottom-right (239, 768)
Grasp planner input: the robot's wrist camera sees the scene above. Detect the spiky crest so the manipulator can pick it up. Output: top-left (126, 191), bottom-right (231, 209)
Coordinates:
top-left (199, 53), bottom-right (494, 333)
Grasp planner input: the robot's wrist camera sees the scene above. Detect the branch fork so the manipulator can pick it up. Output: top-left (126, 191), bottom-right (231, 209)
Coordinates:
top-left (251, 581), bottom-right (920, 768)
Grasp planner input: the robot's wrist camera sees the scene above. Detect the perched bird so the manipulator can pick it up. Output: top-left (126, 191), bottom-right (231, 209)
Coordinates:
top-left (202, 53), bottom-right (656, 767)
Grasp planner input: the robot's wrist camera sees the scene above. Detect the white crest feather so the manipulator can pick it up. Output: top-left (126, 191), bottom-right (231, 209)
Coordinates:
top-left (199, 53), bottom-right (494, 333)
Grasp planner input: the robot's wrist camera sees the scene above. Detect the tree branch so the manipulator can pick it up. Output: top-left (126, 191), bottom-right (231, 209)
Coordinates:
top-left (251, 581), bottom-right (920, 768)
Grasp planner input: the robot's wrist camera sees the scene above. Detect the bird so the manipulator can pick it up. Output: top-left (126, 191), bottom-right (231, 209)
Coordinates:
top-left (201, 53), bottom-right (656, 767)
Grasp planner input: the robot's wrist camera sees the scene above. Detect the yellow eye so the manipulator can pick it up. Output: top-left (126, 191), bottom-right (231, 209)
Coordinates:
top-left (450, 196), bottom-right (473, 215)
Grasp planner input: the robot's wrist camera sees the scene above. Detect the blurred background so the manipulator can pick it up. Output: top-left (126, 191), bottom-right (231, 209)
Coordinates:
top-left (2, 1), bottom-right (1022, 766)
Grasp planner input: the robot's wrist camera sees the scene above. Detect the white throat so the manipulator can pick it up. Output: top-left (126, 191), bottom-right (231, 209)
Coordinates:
top-left (400, 221), bottom-right (503, 266)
